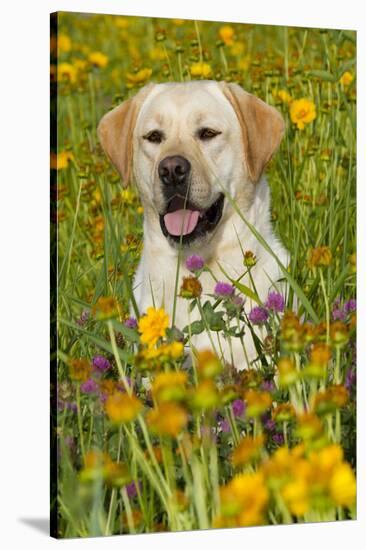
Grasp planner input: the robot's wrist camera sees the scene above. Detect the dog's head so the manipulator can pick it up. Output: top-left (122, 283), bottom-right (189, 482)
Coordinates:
top-left (98, 81), bottom-right (284, 248)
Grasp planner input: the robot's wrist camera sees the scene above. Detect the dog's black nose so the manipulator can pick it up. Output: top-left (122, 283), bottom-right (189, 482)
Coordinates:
top-left (158, 155), bottom-right (191, 186)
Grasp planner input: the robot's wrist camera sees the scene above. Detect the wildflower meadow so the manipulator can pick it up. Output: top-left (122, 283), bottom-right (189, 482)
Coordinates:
top-left (51, 12), bottom-right (356, 538)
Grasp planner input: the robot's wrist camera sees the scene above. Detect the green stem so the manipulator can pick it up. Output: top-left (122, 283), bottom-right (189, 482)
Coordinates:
top-left (107, 320), bottom-right (131, 394)
top-left (76, 383), bottom-right (86, 462)
top-left (121, 486), bottom-right (135, 533)
top-left (319, 269), bottom-right (330, 343)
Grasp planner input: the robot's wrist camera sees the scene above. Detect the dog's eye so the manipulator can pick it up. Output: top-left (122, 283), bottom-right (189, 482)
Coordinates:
top-left (198, 128), bottom-right (222, 141)
top-left (143, 130), bottom-right (164, 144)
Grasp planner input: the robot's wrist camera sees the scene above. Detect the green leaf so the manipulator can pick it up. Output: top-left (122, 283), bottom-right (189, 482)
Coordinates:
top-left (307, 70), bottom-right (336, 82)
top-left (216, 262), bottom-right (260, 304)
top-left (183, 320), bottom-right (204, 335)
top-left (230, 281), bottom-right (260, 304)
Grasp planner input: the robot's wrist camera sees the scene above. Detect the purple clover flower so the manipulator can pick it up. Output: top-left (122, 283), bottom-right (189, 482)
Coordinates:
top-left (344, 299), bottom-right (356, 314)
top-left (80, 378), bottom-right (98, 394)
top-left (331, 297), bottom-right (356, 320)
top-left (57, 400), bottom-right (77, 413)
top-left (265, 291), bottom-right (285, 313)
top-left (214, 281), bottom-right (234, 297)
top-left (185, 254), bottom-right (205, 272)
top-left (92, 355), bottom-right (111, 372)
top-left (248, 306), bottom-right (269, 324)
top-left (261, 380), bottom-right (275, 392)
top-left (232, 399), bottom-right (245, 417)
top-left (272, 433), bottom-right (285, 446)
top-left (124, 317), bottom-right (138, 329)
top-left (345, 367), bottom-right (356, 390)
top-left (232, 295), bottom-right (245, 308)
top-left (332, 308), bottom-right (347, 321)
top-left (218, 419), bottom-right (231, 433)
top-left (126, 481), bottom-right (141, 499)
top-left (264, 418), bottom-right (276, 432)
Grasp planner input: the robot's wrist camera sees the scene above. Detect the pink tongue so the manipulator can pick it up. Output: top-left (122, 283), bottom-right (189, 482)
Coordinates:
top-left (164, 209), bottom-right (200, 236)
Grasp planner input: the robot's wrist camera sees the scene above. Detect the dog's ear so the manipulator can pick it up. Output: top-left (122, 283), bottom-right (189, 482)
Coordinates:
top-left (97, 83), bottom-right (154, 186)
top-left (220, 82), bottom-right (285, 183)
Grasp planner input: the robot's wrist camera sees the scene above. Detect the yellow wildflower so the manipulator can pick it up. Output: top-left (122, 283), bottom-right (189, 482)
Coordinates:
top-left (103, 461), bottom-right (130, 488)
top-left (244, 390), bottom-right (272, 417)
top-left (330, 321), bottom-right (349, 346)
top-left (230, 42), bottom-right (245, 56)
top-left (138, 307), bottom-right (169, 348)
top-left (79, 450), bottom-right (114, 483)
top-left (57, 62), bottom-right (77, 83)
top-left (314, 385), bottom-right (349, 415)
top-left (58, 33), bottom-right (72, 53)
top-left (277, 357), bottom-right (298, 386)
top-left (147, 402), bottom-right (188, 437)
top-left (277, 89), bottom-right (292, 104)
top-left (73, 58), bottom-right (88, 72)
top-left (88, 51), bottom-right (108, 68)
top-left (121, 509), bottom-right (143, 527)
top-left (219, 472), bottom-right (269, 526)
top-left (190, 62), bottom-right (212, 78)
top-left (309, 444), bottom-right (343, 475)
top-left (272, 403), bottom-right (296, 423)
top-left (105, 392), bottom-right (143, 424)
top-left (50, 150), bottom-right (73, 170)
top-left (68, 358), bottom-right (91, 382)
top-left (196, 349), bottom-right (222, 379)
top-left (92, 296), bottom-right (119, 320)
top-left (115, 16), bottom-right (129, 28)
top-left (339, 71), bottom-right (354, 86)
top-left (238, 55), bottom-right (251, 71)
top-left (170, 490), bottom-right (189, 512)
top-left (296, 412), bottom-right (323, 441)
top-left (179, 276), bottom-right (202, 299)
top-left (310, 342), bottom-right (332, 365)
top-left (84, 449), bottom-right (111, 470)
top-left (308, 246), bottom-right (332, 268)
top-left (151, 371), bottom-right (187, 402)
top-left (243, 250), bottom-right (257, 267)
top-left (232, 435), bottom-right (265, 467)
top-left (281, 478), bottom-right (309, 516)
top-left (219, 25), bottom-right (235, 45)
top-left (99, 379), bottom-right (117, 397)
top-left (126, 68), bottom-right (152, 86)
top-left (149, 46), bottom-right (166, 61)
top-left (329, 463), bottom-right (356, 507)
top-left (190, 379), bottom-right (220, 411)
top-left (290, 98), bottom-right (316, 130)
top-left (162, 341), bottom-right (184, 360)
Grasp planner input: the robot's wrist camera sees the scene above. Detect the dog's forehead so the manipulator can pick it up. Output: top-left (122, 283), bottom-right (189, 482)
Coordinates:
top-left (136, 81), bottom-right (235, 128)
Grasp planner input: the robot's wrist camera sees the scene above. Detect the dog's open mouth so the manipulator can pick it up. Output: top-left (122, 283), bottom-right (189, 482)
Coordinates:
top-left (159, 193), bottom-right (224, 245)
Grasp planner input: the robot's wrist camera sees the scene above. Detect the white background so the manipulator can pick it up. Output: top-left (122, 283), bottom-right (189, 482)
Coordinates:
top-left (0, 0), bottom-right (364, 547)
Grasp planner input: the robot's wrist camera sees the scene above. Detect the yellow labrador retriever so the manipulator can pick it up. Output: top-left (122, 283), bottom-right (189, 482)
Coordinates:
top-left (98, 81), bottom-right (288, 369)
